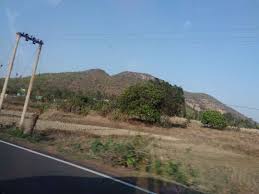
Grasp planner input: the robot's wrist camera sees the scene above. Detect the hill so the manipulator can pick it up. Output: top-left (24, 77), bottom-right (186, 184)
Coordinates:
top-left (0, 68), bottom-right (250, 120)
top-left (184, 92), bottom-right (246, 120)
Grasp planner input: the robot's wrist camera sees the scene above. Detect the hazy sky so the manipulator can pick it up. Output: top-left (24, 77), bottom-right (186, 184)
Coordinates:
top-left (0, 0), bottom-right (259, 121)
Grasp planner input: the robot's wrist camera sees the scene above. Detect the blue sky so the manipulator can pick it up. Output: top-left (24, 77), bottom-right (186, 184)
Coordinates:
top-left (0, 0), bottom-right (259, 121)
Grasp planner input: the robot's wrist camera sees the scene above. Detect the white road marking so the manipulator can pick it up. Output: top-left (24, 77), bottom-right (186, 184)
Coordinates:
top-left (0, 140), bottom-right (157, 194)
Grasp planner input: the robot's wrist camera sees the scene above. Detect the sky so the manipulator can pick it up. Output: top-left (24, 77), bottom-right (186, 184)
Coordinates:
top-left (0, 0), bottom-right (259, 121)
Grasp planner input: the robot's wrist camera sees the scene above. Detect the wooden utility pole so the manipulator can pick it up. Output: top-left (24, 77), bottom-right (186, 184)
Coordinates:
top-left (19, 44), bottom-right (42, 129)
top-left (0, 33), bottom-right (21, 110)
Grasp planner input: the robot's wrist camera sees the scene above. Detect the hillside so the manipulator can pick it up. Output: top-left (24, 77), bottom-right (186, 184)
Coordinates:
top-left (0, 68), bottom-right (249, 120)
top-left (184, 92), bottom-right (246, 119)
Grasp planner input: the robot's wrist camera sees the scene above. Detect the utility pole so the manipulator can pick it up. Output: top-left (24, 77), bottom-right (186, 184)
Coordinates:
top-left (0, 33), bottom-right (21, 110)
top-left (19, 43), bottom-right (43, 129)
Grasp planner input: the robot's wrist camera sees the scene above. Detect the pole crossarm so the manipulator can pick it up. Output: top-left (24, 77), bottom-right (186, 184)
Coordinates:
top-left (17, 32), bottom-right (44, 45)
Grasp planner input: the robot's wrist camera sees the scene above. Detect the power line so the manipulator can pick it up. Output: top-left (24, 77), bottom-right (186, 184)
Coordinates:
top-left (228, 104), bottom-right (259, 111)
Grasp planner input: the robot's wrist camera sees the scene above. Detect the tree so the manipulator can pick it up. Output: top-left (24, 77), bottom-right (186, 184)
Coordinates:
top-left (201, 110), bottom-right (227, 129)
top-left (223, 112), bottom-right (258, 129)
top-left (155, 80), bottom-right (186, 117)
top-left (118, 80), bottom-right (185, 123)
top-left (223, 112), bottom-right (238, 127)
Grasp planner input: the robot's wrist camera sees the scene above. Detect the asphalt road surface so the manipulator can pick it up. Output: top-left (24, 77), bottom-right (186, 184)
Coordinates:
top-left (0, 140), bottom-right (203, 194)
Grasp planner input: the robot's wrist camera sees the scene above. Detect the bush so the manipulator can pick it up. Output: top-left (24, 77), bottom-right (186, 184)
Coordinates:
top-left (6, 127), bottom-right (43, 143)
top-left (76, 136), bottom-right (199, 186)
top-left (223, 112), bottom-right (258, 129)
top-left (185, 105), bottom-right (201, 120)
top-left (154, 160), bottom-right (163, 175)
top-left (90, 137), bottom-right (149, 169)
top-left (165, 161), bottom-right (188, 185)
top-left (118, 80), bottom-right (185, 123)
top-left (57, 95), bottom-right (92, 115)
top-left (94, 101), bottom-right (114, 116)
top-left (108, 109), bottom-right (128, 121)
top-left (201, 110), bottom-right (227, 129)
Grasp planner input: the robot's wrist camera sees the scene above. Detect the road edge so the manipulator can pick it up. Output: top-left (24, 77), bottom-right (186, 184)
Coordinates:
top-left (0, 139), bottom-right (157, 194)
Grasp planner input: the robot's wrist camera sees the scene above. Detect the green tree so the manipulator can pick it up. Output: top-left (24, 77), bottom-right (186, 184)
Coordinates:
top-left (155, 80), bottom-right (186, 117)
top-left (118, 80), bottom-right (185, 123)
top-left (223, 113), bottom-right (258, 129)
top-left (223, 112), bottom-right (238, 127)
top-left (201, 110), bottom-right (227, 129)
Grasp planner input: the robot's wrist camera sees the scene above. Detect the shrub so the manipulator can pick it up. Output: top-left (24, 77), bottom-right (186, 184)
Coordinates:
top-left (223, 113), bottom-right (238, 127)
top-left (86, 137), bottom-right (199, 186)
top-left (185, 105), bottom-right (201, 120)
top-left (57, 95), bottom-right (91, 115)
top-left (154, 160), bottom-right (163, 175)
top-left (90, 137), bottom-right (149, 169)
top-left (79, 106), bottom-right (90, 116)
top-left (6, 127), bottom-right (43, 143)
top-left (223, 112), bottom-right (259, 129)
top-left (201, 110), bottom-right (227, 129)
top-left (90, 139), bottom-right (106, 153)
top-left (97, 102), bottom-right (113, 116)
top-left (108, 109), bottom-right (128, 121)
top-left (165, 161), bottom-right (188, 185)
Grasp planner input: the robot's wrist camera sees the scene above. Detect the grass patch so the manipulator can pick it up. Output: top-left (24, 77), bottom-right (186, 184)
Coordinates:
top-left (88, 136), bottom-right (198, 185)
top-left (5, 127), bottom-right (44, 143)
top-left (145, 159), bottom-right (197, 186)
top-left (90, 136), bottom-right (150, 169)
top-left (165, 161), bottom-right (189, 185)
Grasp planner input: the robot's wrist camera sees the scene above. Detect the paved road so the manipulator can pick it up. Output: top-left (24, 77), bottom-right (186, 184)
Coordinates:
top-left (0, 140), bottom-right (202, 194)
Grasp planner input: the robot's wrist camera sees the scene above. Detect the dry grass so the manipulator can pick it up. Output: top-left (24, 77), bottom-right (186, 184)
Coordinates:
top-left (44, 111), bottom-right (259, 194)
top-left (36, 129), bottom-right (259, 193)
top-left (2, 108), bottom-right (259, 194)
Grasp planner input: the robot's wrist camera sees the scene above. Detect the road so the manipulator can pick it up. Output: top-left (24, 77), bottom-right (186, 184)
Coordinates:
top-left (0, 140), bottom-right (202, 194)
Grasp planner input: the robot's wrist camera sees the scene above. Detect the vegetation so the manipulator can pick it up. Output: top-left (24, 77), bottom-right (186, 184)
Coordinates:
top-left (88, 136), bottom-right (196, 185)
top-left (185, 105), bottom-right (202, 120)
top-left (1, 124), bottom-right (259, 194)
top-left (223, 112), bottom-right (258, 129)
top-left (5, 127), bottom-right (43, 143)
top-left (1, 69), bottom-right (257, 128)
top-left (201, 110), bottom-right (227, 129)
top-left (164, 161), bottom-right (189, 185)
top-left (118, 80), bottom-right (185, 123)
top-left (90, 136), bottom-right (149, 168)
top-left (57, 94), bottom-right (91, 115)
top-left (0, 126), bottom-right (198, 186)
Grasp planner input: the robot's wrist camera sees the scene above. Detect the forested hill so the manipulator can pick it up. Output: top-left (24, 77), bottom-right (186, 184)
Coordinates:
top-left (0, 68), bottom-right (251, 121)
